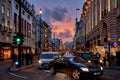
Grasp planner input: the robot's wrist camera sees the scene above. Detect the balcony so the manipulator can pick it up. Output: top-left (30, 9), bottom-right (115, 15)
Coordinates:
top-left (0, 26), bottom-right (8, 35)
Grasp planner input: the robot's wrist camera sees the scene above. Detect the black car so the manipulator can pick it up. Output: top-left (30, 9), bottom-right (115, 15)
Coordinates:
top-left (49, 54), bottom-right (103, 80)
top-left (76, 53), bottom-right (103, 66)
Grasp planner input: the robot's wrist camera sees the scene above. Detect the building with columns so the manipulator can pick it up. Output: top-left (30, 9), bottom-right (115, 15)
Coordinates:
top-left (11, 0), bottom-right (36, 56)
top-left (75, 0), bottom-right (120, 59)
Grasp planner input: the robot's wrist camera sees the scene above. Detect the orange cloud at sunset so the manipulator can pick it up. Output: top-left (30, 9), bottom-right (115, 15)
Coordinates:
top-left (51, 18), bottom-right (75, 43)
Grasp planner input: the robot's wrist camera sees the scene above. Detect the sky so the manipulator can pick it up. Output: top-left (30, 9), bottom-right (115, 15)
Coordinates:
top-left (29, 0), bottom-right (86, 43)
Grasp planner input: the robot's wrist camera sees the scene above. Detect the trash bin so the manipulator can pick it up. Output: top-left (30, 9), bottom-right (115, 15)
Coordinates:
top-left (116, 51), bottom-right (120, 66)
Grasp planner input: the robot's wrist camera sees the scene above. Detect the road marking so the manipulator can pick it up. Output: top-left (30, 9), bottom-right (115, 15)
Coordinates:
top-left (8, 72), bottom-right (28, 79)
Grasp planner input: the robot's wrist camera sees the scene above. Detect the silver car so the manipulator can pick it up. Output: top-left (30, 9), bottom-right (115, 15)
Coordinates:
top-left (38, 52), bottom-right (62, 68)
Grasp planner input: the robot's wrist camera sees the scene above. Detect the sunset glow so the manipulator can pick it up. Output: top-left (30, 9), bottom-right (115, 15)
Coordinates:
top-left (29, 0), bottom-right (86, 43)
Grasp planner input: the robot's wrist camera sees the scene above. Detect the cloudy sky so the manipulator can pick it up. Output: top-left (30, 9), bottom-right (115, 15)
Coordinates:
top-left (29, 0), bottom-right (86, 43)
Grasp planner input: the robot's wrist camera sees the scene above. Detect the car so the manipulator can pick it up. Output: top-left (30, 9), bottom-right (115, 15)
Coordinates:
top-left (38, 52), bottom-right (63, 68)
top-left (49, 54), bottom-right (103, 80)
top-left (76, 52), bottom-right (103, 66)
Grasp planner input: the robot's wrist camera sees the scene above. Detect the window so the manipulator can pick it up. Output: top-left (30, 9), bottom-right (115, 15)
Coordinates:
top-left (23, 10), bottom-right (25, 15)
top-left (1, 5), bottom-right (5, 14)
top-left (2, 18), bottom-right (5, 27)
top-left (15, 3), bottom-right (18, 10)
top-left (7, 21), bottom-right (10, 28)
top-left (7, 8), bottom-right (10, 17)
top-left (28, 15), bottom-right (30, 19)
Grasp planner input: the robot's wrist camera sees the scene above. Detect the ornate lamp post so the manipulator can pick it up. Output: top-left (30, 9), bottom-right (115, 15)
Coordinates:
top-left (39, 8), bottom-right (43, 54)
top-left (107, 37), bottom-right (111, 67)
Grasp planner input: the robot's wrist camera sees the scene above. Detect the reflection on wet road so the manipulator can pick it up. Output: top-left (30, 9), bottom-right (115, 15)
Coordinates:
top-left (53, 73), bottom-right (73, 80)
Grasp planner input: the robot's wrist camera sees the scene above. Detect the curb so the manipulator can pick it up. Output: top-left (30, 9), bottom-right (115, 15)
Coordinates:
top-left (9, 63), bottom-right (38, 72)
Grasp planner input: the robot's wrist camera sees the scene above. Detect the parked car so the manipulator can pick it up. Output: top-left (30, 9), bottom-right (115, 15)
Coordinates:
top-left (38, 52), bottom-right (63, 68)
top-left (49, 54), bottom-right (103, 80)
top-left (75, 52), bottom-right (103, 66)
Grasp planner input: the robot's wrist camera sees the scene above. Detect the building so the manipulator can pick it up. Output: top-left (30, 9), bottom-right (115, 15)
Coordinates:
top-left (11, 0), bottom-right (36, 56)
top-left (77, 0), bottom-right (120, 59)
top-left (0, 0), bottom-right (12, 59)
top-left (0, 0), bottom-right (36, 60)
top-left (42, 21), bottom-right (52, 51)
top-left (51, 38), bottom-right (61, 51)
top-left (35, 15), bottom-right (52, 54)
top-left (73, 19), bottom-right (84, 51)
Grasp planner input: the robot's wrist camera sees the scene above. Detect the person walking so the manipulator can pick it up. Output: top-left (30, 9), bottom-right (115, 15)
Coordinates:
top-left (21, 51), bottom-right (25, 65)
top-left (29, 51), bottom-right (33, 64)
top-left (95, 52), bottom-right (101, 59)
top-left (25, 52), bottom-right (29, 65)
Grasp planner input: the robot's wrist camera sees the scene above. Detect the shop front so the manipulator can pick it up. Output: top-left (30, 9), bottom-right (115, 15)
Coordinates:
top-left (0, 42), bottom-right (12, 60)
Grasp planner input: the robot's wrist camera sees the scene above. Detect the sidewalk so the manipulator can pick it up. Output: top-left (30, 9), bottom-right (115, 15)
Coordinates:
top-left (0, 60), bottom-right (12, 65)
top-left (9, 61), bottom-right (38, 72)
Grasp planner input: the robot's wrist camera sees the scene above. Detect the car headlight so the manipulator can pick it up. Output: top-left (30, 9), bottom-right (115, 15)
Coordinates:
top-left (100, 60), bottom-right (103, 63)
top-left (88, 60), bottom-right (91, 63)
top-left (100, 66), bottom-right (103, 70)
top-left (38, 59), bottom-right (42, 64)
top-left (80, 67), bottom-right (89, 72)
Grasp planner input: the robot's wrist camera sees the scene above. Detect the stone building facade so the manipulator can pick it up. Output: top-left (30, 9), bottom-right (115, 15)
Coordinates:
top-left (78, 0), bottom-right (120, 59)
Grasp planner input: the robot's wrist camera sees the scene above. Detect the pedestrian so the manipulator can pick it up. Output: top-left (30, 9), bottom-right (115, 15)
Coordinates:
top-left (21, 51), bottom-right (25, 65)
top-left (25, 52), bottom-right (29, 65)
top-left (95, 52), bottom-right (101, 59)
top-left (29, 51), bottom-right (33, 64)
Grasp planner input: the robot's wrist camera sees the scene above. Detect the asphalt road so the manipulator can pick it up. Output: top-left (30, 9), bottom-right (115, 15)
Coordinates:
top-left (0, 62), bottom-right (120, 80)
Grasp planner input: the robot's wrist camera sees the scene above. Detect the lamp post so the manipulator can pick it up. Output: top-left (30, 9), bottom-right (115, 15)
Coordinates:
top-left (107, 37), bottom-right (111, 67)
top-left (17, 0), bottom-right (22, 68)
top-left (39, 8), bottom-right (42, 54)
top-left (76, 8), bottom-right (80, 20)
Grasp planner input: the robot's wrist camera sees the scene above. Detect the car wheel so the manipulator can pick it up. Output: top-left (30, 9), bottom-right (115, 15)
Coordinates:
top-left (50, 67), bottom-right (56, 74)
top-left (72, 69), bottom-right (80, 80)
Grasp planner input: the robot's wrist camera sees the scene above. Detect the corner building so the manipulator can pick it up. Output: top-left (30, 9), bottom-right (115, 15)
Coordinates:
top-left (80, 0), bottom-right (120, 59)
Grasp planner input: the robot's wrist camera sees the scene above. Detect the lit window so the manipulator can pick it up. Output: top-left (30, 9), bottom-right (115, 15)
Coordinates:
top-left (7, 9), bottom-right (10, 17)
top-left (2, 18), bottom-right (5, 27)
top-left (1, 5), bottom-right (5, 14)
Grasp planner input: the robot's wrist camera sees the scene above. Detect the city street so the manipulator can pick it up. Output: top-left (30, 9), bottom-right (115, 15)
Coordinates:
top-left (0, 61), bottom-right (120, 80)
top-left (0, 0), bottom-right (120, 80)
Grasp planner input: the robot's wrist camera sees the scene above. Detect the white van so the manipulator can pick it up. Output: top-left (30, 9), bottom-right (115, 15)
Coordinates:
top-left (38, 52), bottom-right (62, 68)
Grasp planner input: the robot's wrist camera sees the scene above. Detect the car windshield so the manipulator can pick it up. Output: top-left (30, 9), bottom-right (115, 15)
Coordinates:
top-left (67, 56), bottom-right (86, 63)
top-left (73, 57), bottom-right (86, 63)
top-left (40, 54), bottom-right (54, 59)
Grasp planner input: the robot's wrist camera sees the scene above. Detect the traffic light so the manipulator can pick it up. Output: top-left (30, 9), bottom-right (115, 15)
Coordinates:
top-left (13, 36), bottom-right (17, 44)
top-left (13, 33), bottom-right (24, 45)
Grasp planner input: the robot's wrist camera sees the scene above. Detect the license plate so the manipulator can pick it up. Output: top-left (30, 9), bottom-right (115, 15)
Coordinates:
top-left (94, 72), bottom-right (100, 75)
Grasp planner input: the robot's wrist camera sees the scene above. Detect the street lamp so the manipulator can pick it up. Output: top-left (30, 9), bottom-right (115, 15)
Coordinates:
top-left (76, 8), bottom-right (80, 21)
top-left (107, 37), bottom-right (111, 67)
top-left (39, 8), bottom-right (43, 54)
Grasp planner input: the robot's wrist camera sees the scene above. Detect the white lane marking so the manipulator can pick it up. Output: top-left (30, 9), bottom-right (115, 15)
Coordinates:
top-left (8, 72), bottom-right (28, 79)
